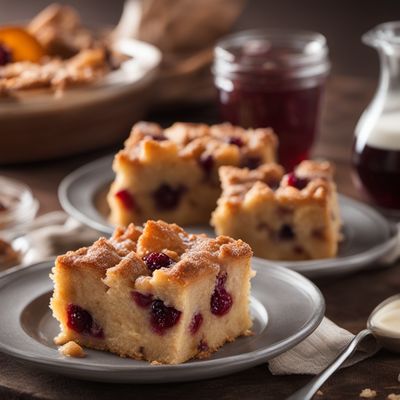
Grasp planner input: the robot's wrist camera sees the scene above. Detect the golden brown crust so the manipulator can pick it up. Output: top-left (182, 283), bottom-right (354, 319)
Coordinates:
top-left (118, 121), bottom-right (277, 164)
top-left (104, 252), bottom-right (149, 283)
top-left (111, 224), bottom-right (142, 252)
top-left (137, 220), bottom-right (188, 256)
top-left (56, 220), bottom-right (252, 286)
top-left (218, 160), bottom-right (336, 207)
top-left (164, 253), bottom-right (220, 285)
top-left (295, 160), bottom-right (334, 179)
top-left (56, 237), bottom-right (126, 273)
top-left (219, 163), bottom-right (284, 200)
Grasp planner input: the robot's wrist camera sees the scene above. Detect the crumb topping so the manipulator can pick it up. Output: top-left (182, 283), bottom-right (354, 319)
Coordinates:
top-left (295, 159), bottom-right (334, 179)
top-left (218, 163), bottom-right (284, 201)
top-left (57, 237), bottom-right (127, 271)
top-left (0, 48), bottom-right (109, 95)
top-left (111, 224), bottom-right (142, 252)
top-left (218, 160), bottom-right (335, 207)
top-left (117, 122), bottom-right (277, 164)
top-left (0, 4), bottom-right (124, 97)
top-left (56, 220), bottom-right (252, 285)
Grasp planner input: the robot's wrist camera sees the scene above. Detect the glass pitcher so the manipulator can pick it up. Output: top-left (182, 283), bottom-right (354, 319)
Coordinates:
top-left (352, 22), bottom-right (400, 215)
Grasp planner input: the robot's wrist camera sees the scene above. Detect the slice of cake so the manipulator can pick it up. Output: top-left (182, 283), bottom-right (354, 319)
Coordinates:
top-left (211, 160), bottom-right (341, 261)
top-left (107, 121), bottom-right (277, 226)
top-left (50, 220), bottom-right (253, 364)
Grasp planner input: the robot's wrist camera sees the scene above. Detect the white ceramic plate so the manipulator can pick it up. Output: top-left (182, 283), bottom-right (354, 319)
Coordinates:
top-left (0, 259), bottom-right (324, 383)
top-left (59, 155), bottom-right (399, 279)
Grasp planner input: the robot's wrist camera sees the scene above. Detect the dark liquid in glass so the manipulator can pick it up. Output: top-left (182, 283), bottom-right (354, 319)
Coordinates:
top-left (218, 83), bottom-right (324, 171)
top-left (352, 143), bottom-right (400, 210)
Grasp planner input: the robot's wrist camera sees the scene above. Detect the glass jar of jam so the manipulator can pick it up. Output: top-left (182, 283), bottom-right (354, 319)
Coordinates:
top-left (352, 22), bottom-right (400, 216)
top-left (213, 29), bottom-right (330, 170)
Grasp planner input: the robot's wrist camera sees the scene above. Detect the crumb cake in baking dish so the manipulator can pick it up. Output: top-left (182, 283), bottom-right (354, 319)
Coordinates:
top-left (107, 121), bottom-right (277, 226)
top-left (211, 160), bottom-right (341, 261)
top-left (50, 220), bottom-right (254, 364)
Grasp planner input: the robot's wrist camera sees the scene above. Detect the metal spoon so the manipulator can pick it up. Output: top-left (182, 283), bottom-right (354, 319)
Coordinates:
top-left (286, 294), bottom-right (400, 400)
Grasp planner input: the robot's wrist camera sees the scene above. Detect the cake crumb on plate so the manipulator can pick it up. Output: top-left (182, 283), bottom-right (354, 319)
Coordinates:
top-left (58, 341), bottom-right (86, 358)
top-left (360, 388), bottom-right (377, 398)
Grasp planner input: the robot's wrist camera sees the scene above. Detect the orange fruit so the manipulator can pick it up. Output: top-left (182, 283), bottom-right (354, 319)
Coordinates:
top-left (0, 26), bottom-right (45, 63)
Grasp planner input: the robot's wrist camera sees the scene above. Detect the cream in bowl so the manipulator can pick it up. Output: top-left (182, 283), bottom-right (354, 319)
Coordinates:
top-left (368, 295), bottom-right (400, 352)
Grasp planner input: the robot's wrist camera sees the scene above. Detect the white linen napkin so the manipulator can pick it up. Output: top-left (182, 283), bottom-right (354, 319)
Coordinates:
top-left (18, 211), bottom-right (101, 265)
top-left (268, 317), bottom-right (380, 375)
top-left (10, 212), bottom-right (399, 375)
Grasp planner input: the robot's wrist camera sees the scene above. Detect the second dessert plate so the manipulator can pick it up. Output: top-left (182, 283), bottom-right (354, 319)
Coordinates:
top-left (59, 155), bottom-right (399, 279)
top-left (0, 259), bottom-right (323, 383)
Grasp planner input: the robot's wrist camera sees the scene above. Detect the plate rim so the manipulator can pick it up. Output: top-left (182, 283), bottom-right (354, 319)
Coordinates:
top-left (58, 154), bottom-right (398, 278)
top-left (0, 259), bottom-right (324, 381)
top-left (58, 154), bottom-right (115, 235)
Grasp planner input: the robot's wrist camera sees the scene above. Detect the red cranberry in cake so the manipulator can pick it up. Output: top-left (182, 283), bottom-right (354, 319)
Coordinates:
top-left (131, 291), bottom-right (153, 308)
top-left (212, 160), bottom-right (342, 260)
top-left (150, 299), bottom-right (181, 335)
top-left (287, 173), bottom-right (310, 190)
top-left (278, 224), bottom-right (295, 240)
top-left (50, 220), bottom-right (253, 364)
top-left (199, 154), bottom-right (214, 176)
top-left (189, 313), bottom-right (203, 335)
top-left (210, 273), bottom-right (233, 316)
top-left (107, 121), bottom-right (277, 226)
top-left (242, 156), bottom-right (261, 170)
top-left (228, 137), bottom-right (244, 147)
top-left (66, 304), bottom-right (104, 338)
top-left (153, 184), bottom-right (186, 210)
top-left (115, 189), bottom-right (135, 210)
top-left (67, 304), bottom-right (91, 333)
top-left (198, 339), bottom-right (209, 353)
top-left (143, 252), bottom-right (173, 272)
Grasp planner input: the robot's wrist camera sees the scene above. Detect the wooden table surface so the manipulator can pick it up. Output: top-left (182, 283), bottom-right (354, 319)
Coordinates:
top-left (1, 75), bottom-right (400, 400)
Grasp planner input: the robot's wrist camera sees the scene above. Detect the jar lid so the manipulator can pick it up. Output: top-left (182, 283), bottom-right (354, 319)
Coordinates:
top-left (363, 21), bottom-right (400, 52)
top-left (214, 29), bottom-right (330, 82)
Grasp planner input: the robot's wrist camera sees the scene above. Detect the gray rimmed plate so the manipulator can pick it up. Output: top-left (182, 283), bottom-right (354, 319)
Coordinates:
top-left (0, 259), bottom-right (324, 383)
top-left (58, 155), bottom-right (399, 279)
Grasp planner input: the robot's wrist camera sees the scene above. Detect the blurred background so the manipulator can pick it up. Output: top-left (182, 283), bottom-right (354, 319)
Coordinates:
top-left (1, 0), bottom-right (399, 166)
top-left (0, 0), bottom-right (398, 78)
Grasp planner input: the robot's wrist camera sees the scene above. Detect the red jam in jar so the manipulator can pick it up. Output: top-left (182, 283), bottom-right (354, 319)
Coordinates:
top-left (213, 30), bottom-right (330, 170)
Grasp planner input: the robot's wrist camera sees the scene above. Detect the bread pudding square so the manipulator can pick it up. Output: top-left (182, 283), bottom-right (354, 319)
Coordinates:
top-left (107, 121), bottom-right (277, 226)
top-left (50, 220), bottom-right (253, 364)
top-left (211, 160), bottom-right (341, 260)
